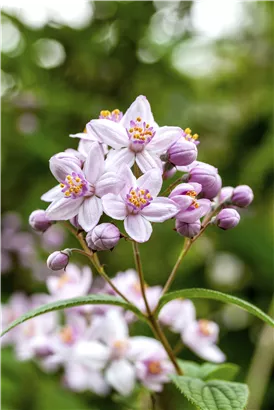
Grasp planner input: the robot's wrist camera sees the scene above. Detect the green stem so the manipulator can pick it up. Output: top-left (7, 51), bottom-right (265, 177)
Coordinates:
top-left (161, 177), bottom-right (183, 196)
top-left (132, 241), bottom-right (182, 375)
top-left (246, 297), bottom-right (274, 410)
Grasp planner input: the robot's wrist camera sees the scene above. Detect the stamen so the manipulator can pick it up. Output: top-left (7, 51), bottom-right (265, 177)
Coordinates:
top-left (184, 127), bottom-right (199, 143)
top-left (126, 187), bottom-right (153, 211)
top-left (60, 172), bottom-right (90, 199)
top-left (198, 320), bottom-right (214, 336)
top-left (99, 109), bottom-right (123, 122)
top-left (59, 326), bottom-right (74, 344)
top-left (127, 117), bottom-right (156, 146)
top-left (148, 361), bottom-right (162, 375)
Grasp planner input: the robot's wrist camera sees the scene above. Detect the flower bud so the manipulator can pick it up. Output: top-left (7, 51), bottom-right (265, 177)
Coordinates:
top-left (167, 140), bottom-right (197, 167)
top-left (47, 250), bottom-right (70, 271)
top-left (216, 209), bottom-right (240, 230)
top-left (219, 186), bottom-right (233, 203)
top-left (232, 185), bottom-right (254, 208)
top-left (189, 164), bottom-right (221, 199)
top-left (163, 166), bottom-right (176, 180)
top-left (175, 219), bottom-right (201, 238)
top-left (86, 223), bottom-right (120, 251)
top-left (29, 210), bottom-right (53, 232)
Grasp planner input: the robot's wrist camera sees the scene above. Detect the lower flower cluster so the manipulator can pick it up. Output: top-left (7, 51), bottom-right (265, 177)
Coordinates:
top-left (2, 267), bottom-right (225, 396)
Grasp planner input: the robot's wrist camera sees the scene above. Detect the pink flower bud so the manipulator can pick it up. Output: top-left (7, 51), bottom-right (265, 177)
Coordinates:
top-left (175, 219), bottom-right (201, 238)
top-left (219, 186), bottom-right (233, 203)
top-left (232, 185), bottom-right (254, 208)
top-left (86, 223), bottom-right (120, 251)
top-left (189, 164), bottom-right (222, 199)
top-left (29, 210), bottom-right (53, 232)
top-left (216, 208), bottom-right (240, 230)
top-left (167, 140), bottom-right (197, 166)
top-left (47, 250), bottom-right (70, 271)
top-left (70, 215), bottom-right (82, 230)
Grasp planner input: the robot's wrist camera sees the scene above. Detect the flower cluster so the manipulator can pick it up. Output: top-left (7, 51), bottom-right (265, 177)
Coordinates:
top-left (2, 267), bottom-right (225, 396)
top-left (31, 95), bottom-right (253, 244)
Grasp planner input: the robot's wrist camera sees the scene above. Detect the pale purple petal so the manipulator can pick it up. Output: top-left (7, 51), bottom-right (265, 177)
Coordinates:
top-left (141, 197), bottom-right (179, 222)
top-left (105, 148), bottom-right (135, 171)
top-left (88, 119), bottom-right (128, 149)
top-left (118, 165), bottom-right (137, 197)
top-left (78, 196), bottom-right (103, 232)
top-left (120, 95), bottom-right (154, 129)
top-left (74, 340), bottom-right (111, 370)
top-left (170, 183), bottom-right (202, 198)
top-left (136, 150), bottom-right (163, 173)
top-left (147, 126), bottom-right (181, 153)
top-left (136, 168), bottom-right (163, 196)
top-left (83, 142), bottom-right (104, 184)
top-left (46, 197), bottom-right (83, 220)
top-left (88, 371), bottom-right (110, 396)
top-left (102, 194), bottom-right (127, 220)
top-left (188, 343), bottom-right (226, 363)
top-left (96, 172), bottom-right (125, 197)
top-left (41, 185), bottom-right (63, 202)
top-left (124, 214), bottom-right (152, 243)
top-left (105, 359), bottom-right (136, 396)
top-left (176, 199), bottom-right (211, 223)
top-left (100, 310), bottom-right (128, 345)
top-left (69, 132), bottom-right (95, 141)
top-left (169, 195), bottom-right (193, 211)
top-left (49, 156), bottom-right (81, 182)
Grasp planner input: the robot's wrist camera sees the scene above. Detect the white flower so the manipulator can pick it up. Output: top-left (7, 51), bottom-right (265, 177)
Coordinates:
top-left (88, 95), bottom-right (181, 173)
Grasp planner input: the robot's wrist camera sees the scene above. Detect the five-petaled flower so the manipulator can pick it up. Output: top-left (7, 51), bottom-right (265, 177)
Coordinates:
top-left (88, 95), bottom-right (182, 173)
top-left (42, 142), bottom-right (124, 232)
top-left (102, 166), bottom-right (179, 242)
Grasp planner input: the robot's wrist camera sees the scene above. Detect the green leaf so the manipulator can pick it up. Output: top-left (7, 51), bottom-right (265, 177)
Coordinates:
top-left (1, 294), bottom-right (148, 337)
top-left (170, 376), bottom-right (249, 410)
top-left (156, 288), bottom-right (274, 327)
top-left (201, 363), bottom-right (239, 382)
top-left (178, 361), bottom-right (240, 382)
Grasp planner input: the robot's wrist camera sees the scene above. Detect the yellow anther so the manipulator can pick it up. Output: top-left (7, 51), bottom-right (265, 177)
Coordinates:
top-left (199, 320), bottom-right (213, 336)
top-left (146, 123), bottom-right (150, 128)
top-left (75, 177), bottom-right (81, 182)
top-left (60, 183), bottom-right (65, 188)
top-left (129, 128), bottom-right (134, 133)
top-left (140, 189), bottom-right (145, 194)
top-left (185, 127), bottom-right (192, 134)
top-left (193, 133), bottom-right (199, 140)
top-left (67, 175), bottom-right (72, 180)
top-left (148, 361), bottom-right (162, 375)
top-left (60, 326), bottom-right (74, 344)
top-left (136, 116), bottom-right (142, 122)
top-left (146, 193), bottom-right (151, 199)
top-left (65, 191), bottom-right (70, 196)
top-left (112, 109), bottom-right (120, 115)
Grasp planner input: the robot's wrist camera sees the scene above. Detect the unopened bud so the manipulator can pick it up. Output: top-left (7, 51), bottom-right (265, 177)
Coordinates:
top-left (232, 185), bottom-right (254, 208)
top-left (219, 186), bottom-right (234, 203)
top-left (189, 165), bottom-right (222, 199)
top-left (216, 208), bottom-right (240, 230)
top-left (29, 210), bottom-right (53, 232)
top-left (175, 219), bottom-right (201, 238)
top-left (47, 250), bottom-right (70, 271)
top-left (70, 215), bottom-right (82, 230)
top-left (86, 223), bottom-right (120, 251)
top-left (167, 140), bottom-right (197, 166)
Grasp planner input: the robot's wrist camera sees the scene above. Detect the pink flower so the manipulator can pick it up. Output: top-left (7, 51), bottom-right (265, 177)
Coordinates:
top-left (129, 337), bottom-right (174, 392)
top-left (159, 299), bottom-right (196, 333)
top-left (182, 319), bottom-right (226, 363)
top-left (169, 182), bottom-right (211, 223)
top-left (88, 95), bottom-right (181, 173)
top-left (102, 166), bottom-right (179, 242)
top-left (42, 142), bottom-right (124, 231)
top-left (46, 264), bottom-right (92, 300)
top-left (1, 292), bottom-right (30, 345)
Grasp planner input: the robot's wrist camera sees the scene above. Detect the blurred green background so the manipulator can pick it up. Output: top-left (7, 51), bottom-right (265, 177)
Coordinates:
top-left (1, 1), bottom-right (274, 409)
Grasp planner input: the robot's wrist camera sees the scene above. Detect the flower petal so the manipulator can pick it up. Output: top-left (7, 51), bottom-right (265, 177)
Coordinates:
top-left (141, 197), bottom-right (179, 222)
top-left (137, 168), bottom-right (163, 196)
top-left (170, 183), bottom-right (202, 198)
top-left (41, 185), bottom-right (63, 202)
top-left (46, 197), bottom-right (83, 220)
top-left (100, 310), bottom-right (128, 345)
top-left (118, 165), bottom-right (137, 197)
top-left (88, 119), bottom-right (128, 149)
top-left (105, 359), bottom-right (136, 396)
top-left (49, 156), bottom-right (81, 182)
top-left (176, 199), bottom-right (211, 223)
top-left (147, 126), bottom-right (181, 153)
top-left (78, 196), bottom-right (103, 232)
top-left (105, 148), bottom-right (135, 172)
top-left (120, 95), bottom-right (154, 129)
top-left (69, 132), bottom-right (95, 141)
top-left (102, 194), bottom-right (127, 220)
top-left (83, 142), bottom-right (104, 184)
top-left (169, 195), bottom-right (193, 211)
top-left (74, 340), bottom-right (111, 370)
top-left (189, 343), bottom-right (226, 363)
top-left (124, 214), bottom-right (152, 242)
top-left (136, 150), bottom-right (163, 173)
top-left (96, 172), bottom-right (125, 197)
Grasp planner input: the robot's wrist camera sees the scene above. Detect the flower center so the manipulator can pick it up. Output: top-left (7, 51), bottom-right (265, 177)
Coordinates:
top-left (148, 360), bottom-right (162, 375)
top-left (57, 273), bottom-right (70, 289)
top-left (198, 320), bottom-right (215, 336)
top-left (60, 172), bottom-right (92, 199)
top-left (99, 109), bottom-right (122, 122)
top-left (59, 325), bottom-right (75, 344)
top-left (127, 117), bottom-right (155, 146)
top-left (184, 127), bottom-right (199, 143)
top-left (186, 190), bottom-right (199, 208)
top-left (126, 187), bottom-right (153, 211)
